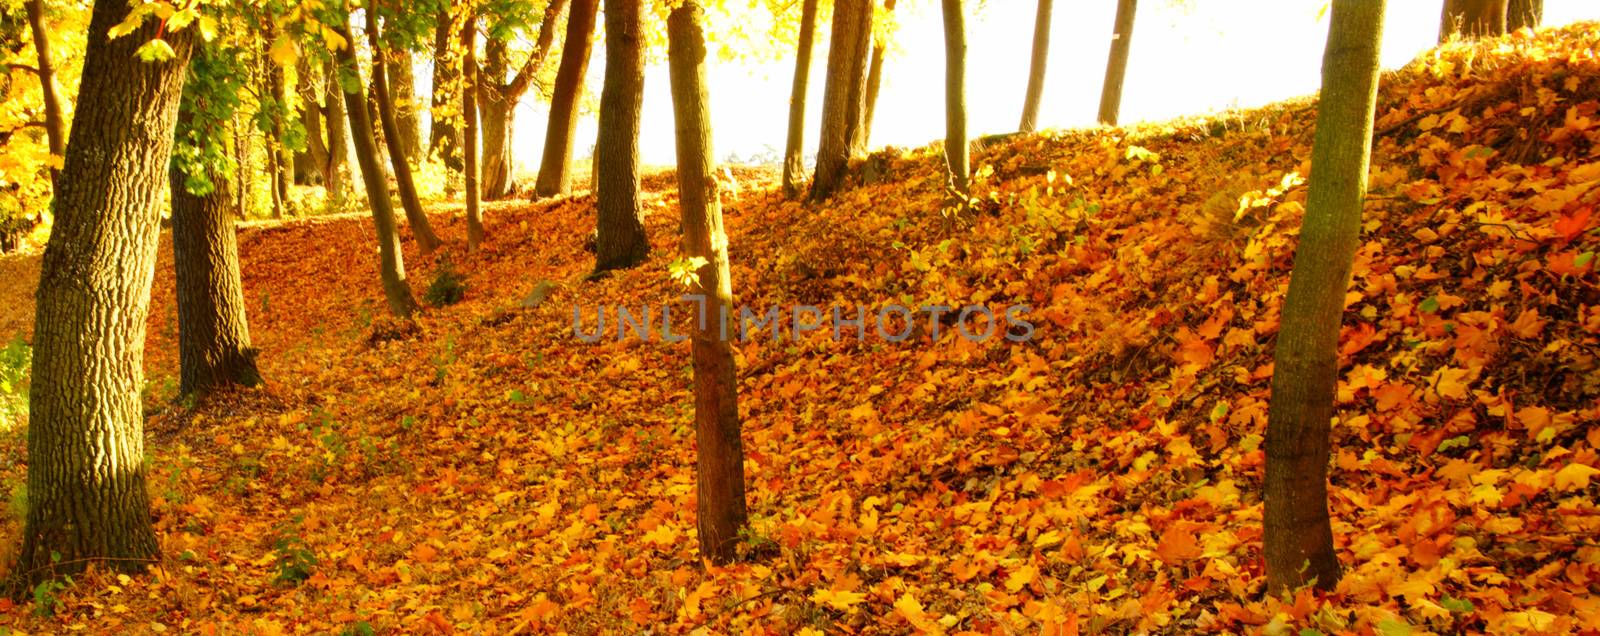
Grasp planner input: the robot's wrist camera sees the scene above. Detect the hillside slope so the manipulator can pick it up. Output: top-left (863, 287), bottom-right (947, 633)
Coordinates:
top-left (0, 23), bottom-right (1597, 635)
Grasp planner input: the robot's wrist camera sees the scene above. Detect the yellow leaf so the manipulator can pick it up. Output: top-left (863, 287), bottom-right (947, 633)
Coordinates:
top-left (1005, 564), bottom-right (1038, 592)
top-left (1553, 463), bottom-right (1600, 491)
top-left (269, 35), bottom-right (299, 67)
top-left (810, 588), bottom-right (866, 611)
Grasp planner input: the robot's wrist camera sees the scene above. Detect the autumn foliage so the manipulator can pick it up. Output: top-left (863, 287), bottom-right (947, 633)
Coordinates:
top-left (0, 23), bottom-right (1596, 634)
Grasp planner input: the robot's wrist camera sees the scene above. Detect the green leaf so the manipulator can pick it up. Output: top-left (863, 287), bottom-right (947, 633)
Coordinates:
top-left (1377, 619), bottom-right (1412, 636)
top-left (1441, 595), bottom-right (1476, 613)
top-left (1576, 251), bottom-right (1594, 268)
top-left (1419, 296), bottom-right (1440, 314)
top-left (135, 39), bottom-right (176, 63)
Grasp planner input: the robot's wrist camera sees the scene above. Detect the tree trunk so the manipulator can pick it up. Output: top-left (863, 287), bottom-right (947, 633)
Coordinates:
top-left (1507, 0), bottom-right (1541, 30)
top-left (19, 0), bottom-right (194, 583)
top-left (478, 40), bottom-right (517, 199)
top-left (843, 0), bottom-right (876, 158)
top-left (1439, 0), bottom-right (1508, 42)
top-left (781, 0), bottom-right (820, 200)
top-left (171, 139), bottom-right (262, 396)
top-left (367, 2), bottom-right (442, 255)
top-left (666, 0), bottom-right (748, 565)
top-left (24, 0), bottom-right (64, 179)
top-left (809, 0), bottom-right (871, 202)
top-left (593, 0), bottom-right (649, 273)
top-left (323, 57), bottom-right (350, 204)
top-left (463, 14), bottom-right (485, 250)
top-left (387, 51), bottom-right (422, 164)
top-left (335, 12), bottom-right (421, 317)
top-left (1019, 0), bottom-right (1052, 133)
top-left (861, 0), bottom-right (896, 150)
top-left (1097, 0), bottom-right (1136, 126)
top-left (534, 0), bottom-right (600, 198)
top-left (300, 95), bottom-right (329, 186)
top-left (268, 52), bottom-right (293, 218)
top-left (942, 0), bottom-right (968, 195)
top-left (1264, 0), bottom-right (1385, 594)
top-left (429, 8), bottom-right (463, 172)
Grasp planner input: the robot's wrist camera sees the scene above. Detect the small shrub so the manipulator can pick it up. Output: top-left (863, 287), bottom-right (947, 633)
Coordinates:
top-left (0, 336), bottom-right (31, 427)
top-left (271, 520), bottom-right (318, 586)
top-left (424, 261), bottom-right (467, 307)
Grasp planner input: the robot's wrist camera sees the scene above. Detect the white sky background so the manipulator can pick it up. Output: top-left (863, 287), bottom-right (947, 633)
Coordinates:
top-left (427, 1), bottom-right (1600, 174)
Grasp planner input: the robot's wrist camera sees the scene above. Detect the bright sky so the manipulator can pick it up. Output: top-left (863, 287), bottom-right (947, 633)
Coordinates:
top-left (483, 1), bottom-right (1600, 174)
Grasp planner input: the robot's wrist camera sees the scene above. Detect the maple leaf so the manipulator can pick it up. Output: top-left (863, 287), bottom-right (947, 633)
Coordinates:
top-left (1553, 463), bottom-right (1600, 491)
top-left (810, 589), bottom-right (867, 611)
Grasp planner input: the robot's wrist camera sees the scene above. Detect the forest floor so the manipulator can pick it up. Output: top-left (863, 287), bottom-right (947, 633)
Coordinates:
top-left (0, 23), bottom-right (1598, 635)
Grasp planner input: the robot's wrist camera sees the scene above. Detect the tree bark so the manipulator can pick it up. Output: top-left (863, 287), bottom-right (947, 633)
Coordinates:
top-left (1264, 0), bottom-right (1386, 594)
top-left (24, 0), bottom-right (64, 179)
top-left (335, 11), bottom-right (421, 317)
top-left (367, 2), bottom-right (442, 255)
top-left (299, 92), bottom-right (329, 186)
top-left (809, 0), bottom-right (871, 202)
top-left (782, 0), bottom-right (820, 200)
top-left (1097, 0), bottom-right (1136, 126)
top-left (593, 0), bottom-right (649, 273)
top-left (861, 0), bottom-right (895, 150)
top-left (843, 0), bottom-right (876, 158)
top-left (268, 48), bottom-right (293, 218)
top-left (1507, 0), bottom-right (1541, 30)
top-left (1019, 0), bottom-right (1052, 133)
top-left (19, 0), bottom-right (194, 583)
top-left (477, 0), bottom-right (568, 199)
top-left (941, 0), bottom-right (968, 195)
top-left (323, 57), bottom-right (350, 204)
top-left (666, 0), bottom-right (748, 565)
top-left (534, 0), bottom-right (600, 198)
top-left (1439, 0), bottom-right (1509, 42)
top-left (463, 13), bottom-right (485, 250)
top-left (171, 132), bottom-right (261, 396)
top-left (387, 51), bottom-right (422, 164)
top-left (429, 8), bottom-right (463, 172)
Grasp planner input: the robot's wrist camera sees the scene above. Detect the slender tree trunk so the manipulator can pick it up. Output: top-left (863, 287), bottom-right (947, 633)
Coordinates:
top-left (809, 0), bottom-right (871, 202)
top-left (861, 0), bottom-right (896, 149)
top-left (367, 2), bottom-right (442, 255)
top-left (19, 0), bottom-right (194, 584)
top-left (24, 0), bottom-right (64, 179)
top-left (463, 14), bottom-right (485, 250)
top-left (335, 12), bottom-right (421, 317)
top-left (271, 61), bottom-right (294, 218)
top-left (782, 0), bottom-right (820, 200)
top-left (941, 0), bottom-right (968, 195)
top-left (478, 40), bottom-right (517, 199)
top-left (594, 0), bottom-right (649, 273)
top-left (1019, 0), bottom-right (1052, 133)
top-left (1439, 0), bottom-right (1508, 42)
top-left (300, 96), bottom-right (329, 186)
top-left (323, 57), bottom-right (350, 204)
top-left (232, 113), bottom-right (251, 217)
top-left (1507, 0), bottom-right (1541, 30)
top-left (1097, 0), bottom-right (1137, 126)
top-left (171, 138), bottom-right (261, 396)
top-left (844, 0), bottom-right (876, 158)
top-left (667, 0), bottom-right (748, 565)
top-left (534, 0), bottom-right (600, 198)
top-left (1264, 0), bottom-right (1386, 594)
top-left (429, 8), bottom-right (463, 172)
top-left (387, 51), bottom-right (422, 164)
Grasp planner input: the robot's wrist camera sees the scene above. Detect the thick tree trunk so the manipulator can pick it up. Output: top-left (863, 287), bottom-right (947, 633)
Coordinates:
top-left (593, 0), bottom-right (649, 273)
top-left (1097, 0), bottom-right (1136, 126)
top-left (534, 0), bottom-right (600, 198)
top-left (843, 0), bottom-right (876, 158)
top-left (19, 0), bottom-right (194, 583)
top-left (1019, 0), bottom-right (1052, 133)
top-left (24, 0), bottom-right (64, 178)
top-left (300, 97), bottom-right (329, 186)
top-left (463, 14), bottom-right (485, 250)
top-left (429, 9), bottom-right (463, 172)
top-left (1507, 0), bottom-right (1542, 30)
top-left (478, 40), bottom-right (517, 199)
top-left (782, 0), bottom-right (820, 200)
top-left (809, 0), bottom-right (871, 202)
top-left (335, 13), bottom-right (421, 317)
top-left (1439, 0), bottom-right (1509, 42)
top-left (323, 57), bottom-right (350, 204)
top-left (387, 51), bottom-right (422, 164)
top-left (942, 0), bottom-right (968, 195)
top-left (367, 3), bottom-right (442, 255)
top-left (666, 0), bottom-right (748, 565)
top-left (861, 0), bottom-right (896, 150)
top-left (1264, 0), bottom-right (1386, 594)
top-left (170, 152), bottom-right (262, 396)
